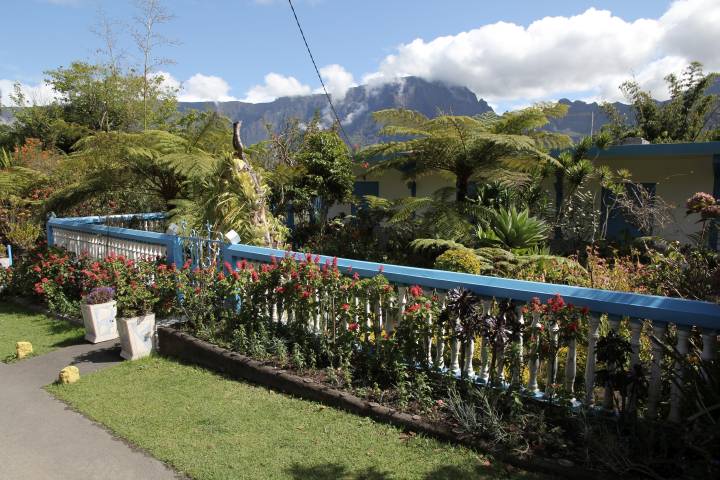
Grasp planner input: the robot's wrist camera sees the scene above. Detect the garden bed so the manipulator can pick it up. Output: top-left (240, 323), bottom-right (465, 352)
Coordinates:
top-left (158, 326), bottom-right (603, 480)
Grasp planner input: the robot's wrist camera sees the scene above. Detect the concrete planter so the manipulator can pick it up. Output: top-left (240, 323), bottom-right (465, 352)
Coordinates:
top-left (0, 258), bottom-right (10, 268)
top-left (117, 313), bottom-right (155, 360)
top-left (81, 301), bottom-right (119, 343)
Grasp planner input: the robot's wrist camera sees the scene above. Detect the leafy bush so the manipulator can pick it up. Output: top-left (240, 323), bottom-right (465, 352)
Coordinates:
top-left (433, 248), bottom-right (483, 274)
top-left (0, 266), bottom-right (11, 294)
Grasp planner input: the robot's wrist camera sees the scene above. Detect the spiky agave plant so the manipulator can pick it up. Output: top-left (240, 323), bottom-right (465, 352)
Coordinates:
top-left (476, 207), bottom-right (549, 251)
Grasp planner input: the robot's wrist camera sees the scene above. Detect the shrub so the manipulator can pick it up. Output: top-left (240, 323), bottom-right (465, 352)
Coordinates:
top-left (0, 244), bottom-right (7, 257)
top-left (0, 266), bottom-right (11, 294)
top-left (433, 248), bottom-right (483, 274)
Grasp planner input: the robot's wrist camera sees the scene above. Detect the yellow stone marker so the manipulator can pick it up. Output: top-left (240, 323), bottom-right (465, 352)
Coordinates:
top-left (16, 341), bottom-right (33, 359)
top-left (59, 366), bottom-right (80, 384)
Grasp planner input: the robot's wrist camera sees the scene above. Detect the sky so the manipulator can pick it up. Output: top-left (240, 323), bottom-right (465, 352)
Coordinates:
top-left (1, 0), bottom-right (719, 112)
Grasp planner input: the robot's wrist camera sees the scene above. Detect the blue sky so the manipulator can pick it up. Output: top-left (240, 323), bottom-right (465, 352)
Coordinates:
top-left (1, 0), bottom-right (718, 112)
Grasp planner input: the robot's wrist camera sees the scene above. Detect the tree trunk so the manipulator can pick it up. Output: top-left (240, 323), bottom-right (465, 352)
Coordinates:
top-left (455, 175), bottom-right (470, 203)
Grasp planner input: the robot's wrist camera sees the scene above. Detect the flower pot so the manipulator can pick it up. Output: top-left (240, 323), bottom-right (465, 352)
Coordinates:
top-left (117, 313), bottom-right (156, 360)
top-left (81, 301), bottom-right (119, 343)
top-left (0, 258), bottom-right (10, 268)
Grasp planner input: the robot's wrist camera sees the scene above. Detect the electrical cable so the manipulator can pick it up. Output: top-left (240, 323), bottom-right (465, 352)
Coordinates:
top-left (286, 0), bottom-right (354, 153)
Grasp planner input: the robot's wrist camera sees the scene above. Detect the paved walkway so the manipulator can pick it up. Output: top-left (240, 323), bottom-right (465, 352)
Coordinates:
top-left (0, 339), bottom-right (180, 480)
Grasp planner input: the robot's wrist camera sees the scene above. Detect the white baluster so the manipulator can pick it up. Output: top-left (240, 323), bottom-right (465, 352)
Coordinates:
top-left (626, 319), bottom-right (644, 413)
top-left (511, 303), bottom-right (525, 386)
top-left (546, 317), bottom-right (560, 399)
top-left (602, 316), bottom-right (621, 410)
top-left (435, 291), bottom-right (447, 370)
top-left (701, 329), bottom-right (717, 381)
top-left (314, 291), bottom-right (321, 332)
top-left (385, 287), bottom-right (396, 335)
top-left (647, 322), bottom-right (666, 418)
top-left (449, 316), bottom-right (461, 376)
top-left (669, 327), bottom-right (690, 422)
top-left (564, 337), bottom-right (577, 396)
top-left (463, 337), bottom-right (475, 378)
top-left (527, 310), bottom-right (542, 395)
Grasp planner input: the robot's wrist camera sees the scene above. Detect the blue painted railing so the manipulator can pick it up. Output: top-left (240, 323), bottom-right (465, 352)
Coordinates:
top-left (47, 212), bottom-right (720, 421)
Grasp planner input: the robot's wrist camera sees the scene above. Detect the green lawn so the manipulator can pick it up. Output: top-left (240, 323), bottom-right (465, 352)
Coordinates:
top-left (0, 303), bottom-right (85, 361)
top-left (48, 356), bottom-right (546, 480)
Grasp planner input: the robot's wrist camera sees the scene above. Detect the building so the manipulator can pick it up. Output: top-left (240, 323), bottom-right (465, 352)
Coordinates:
top-left (341, 141), bottom-right (720, 248)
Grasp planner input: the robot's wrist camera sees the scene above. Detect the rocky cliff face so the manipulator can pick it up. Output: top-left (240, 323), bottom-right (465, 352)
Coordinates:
top-left (179, 76), bottom-right (493, 145)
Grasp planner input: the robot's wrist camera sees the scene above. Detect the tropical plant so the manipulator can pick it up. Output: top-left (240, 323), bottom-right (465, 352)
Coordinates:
top-left (363, 104), bottom-right (569, 203)
top-left (476, 206), bottom-right (549, 251)
top-left (602, 62), bottom-right (720, 144)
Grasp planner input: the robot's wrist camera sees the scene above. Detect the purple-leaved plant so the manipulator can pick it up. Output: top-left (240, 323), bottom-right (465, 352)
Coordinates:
top-left (84, 286), bottom-right (115, 305)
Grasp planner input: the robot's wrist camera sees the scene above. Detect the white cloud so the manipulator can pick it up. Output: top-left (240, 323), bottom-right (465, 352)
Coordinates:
top-left (1, 72), bottom-right (238, 106)
top-left (179, 73), bottom-right (237, 102)
top-left (242, 73), bottom-right (312, 103)
top-left (314, 64), bottom-right (356, 101)
top-left (361, 0), bottom-right (720, 105)
top-left (0, 79), bottom-right (57, 106)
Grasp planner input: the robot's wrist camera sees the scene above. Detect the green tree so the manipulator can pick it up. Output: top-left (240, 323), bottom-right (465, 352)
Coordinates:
top-left (363, 104), bottom-right (569, 203)
top-left (602, 62), bottom-right (720, 143)
top-left (46, 61), bottom-right (177, 133)
top-left (294, 130), bottom-right (354, 225)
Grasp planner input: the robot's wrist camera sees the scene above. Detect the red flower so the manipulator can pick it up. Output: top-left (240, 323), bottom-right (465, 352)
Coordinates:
top-left (378, 265), bottom-right (384, 273)
top-left (301, 289), bottom-right (311, 299)
top-left (223, 261), bottom-right (232, 272)
top-left (348, 322), bottom-right (359, 332)
top-left (41, 277), bottom-right (49, 283)
top-left (217, 272), bottom-right (226, 281)
top-left (341, 303), bottom-right (351, 311)
top-left (274, 286), bottom-right (285, 294)
top-left (353, 272), bottom-right (360, 281)
top-left (32, 266), bottom-right (41, 273)
top-left (361, 161), bottom-right (369, 169)
top-left (406, 303), bottom-right (421, 313)
top-left (409, 285), bottom-right (422, 297)
top-left (251, 271), bottom-right (259, 282)
top-left (580, 306), bottom-right (590, 315)
top-left (194, 287), bottom-right (201, 294)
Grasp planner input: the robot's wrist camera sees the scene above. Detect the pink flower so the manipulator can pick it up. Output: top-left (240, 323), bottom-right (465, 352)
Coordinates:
top-left (348, 322), bottom-right (359, 332)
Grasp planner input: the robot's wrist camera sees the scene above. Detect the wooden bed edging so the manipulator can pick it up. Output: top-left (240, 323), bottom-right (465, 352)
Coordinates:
top-left (157, 326), bottom-right (604, 479)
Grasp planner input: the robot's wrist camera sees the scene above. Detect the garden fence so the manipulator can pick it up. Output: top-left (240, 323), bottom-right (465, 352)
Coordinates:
top-left (47, 212), bottom-right (720, 422)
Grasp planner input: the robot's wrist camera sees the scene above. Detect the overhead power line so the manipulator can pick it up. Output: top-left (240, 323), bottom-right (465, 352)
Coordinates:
top-left (286, 0), bottom-right (354, 152)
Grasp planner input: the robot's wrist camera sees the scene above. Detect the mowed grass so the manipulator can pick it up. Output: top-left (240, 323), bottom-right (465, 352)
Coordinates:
top-left (0, 303), bottom-right (85, 361)
top-left (48, 356), bottom-right (547, 480)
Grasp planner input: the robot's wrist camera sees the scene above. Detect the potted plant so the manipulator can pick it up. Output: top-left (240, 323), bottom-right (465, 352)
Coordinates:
top-left (111, 258), bottom-right (158, 360)
top-left (0, 244), bottom-right (10, 268)
top-left (81, 286), bottom-right (118, 343)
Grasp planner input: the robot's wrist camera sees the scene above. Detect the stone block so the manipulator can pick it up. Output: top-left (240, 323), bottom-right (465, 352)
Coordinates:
top-left (16, 341), bottom-right (33, 359)
top-left (59, 366), bottom-right (80, 384)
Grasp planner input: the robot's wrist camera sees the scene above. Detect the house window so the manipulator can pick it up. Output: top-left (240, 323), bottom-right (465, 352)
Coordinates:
top-left (601, 183), bottom-right (656, 241)
top-left (352, 181), bottom-right (379, 214)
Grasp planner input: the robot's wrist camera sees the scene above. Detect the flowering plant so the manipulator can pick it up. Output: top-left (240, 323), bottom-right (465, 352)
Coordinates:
top-left (0, 266), bottom-right (11, 294)
top-left (534, 294), bottom-right (589, 343)
top-left (83, 286), bottom-right (115, 305)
